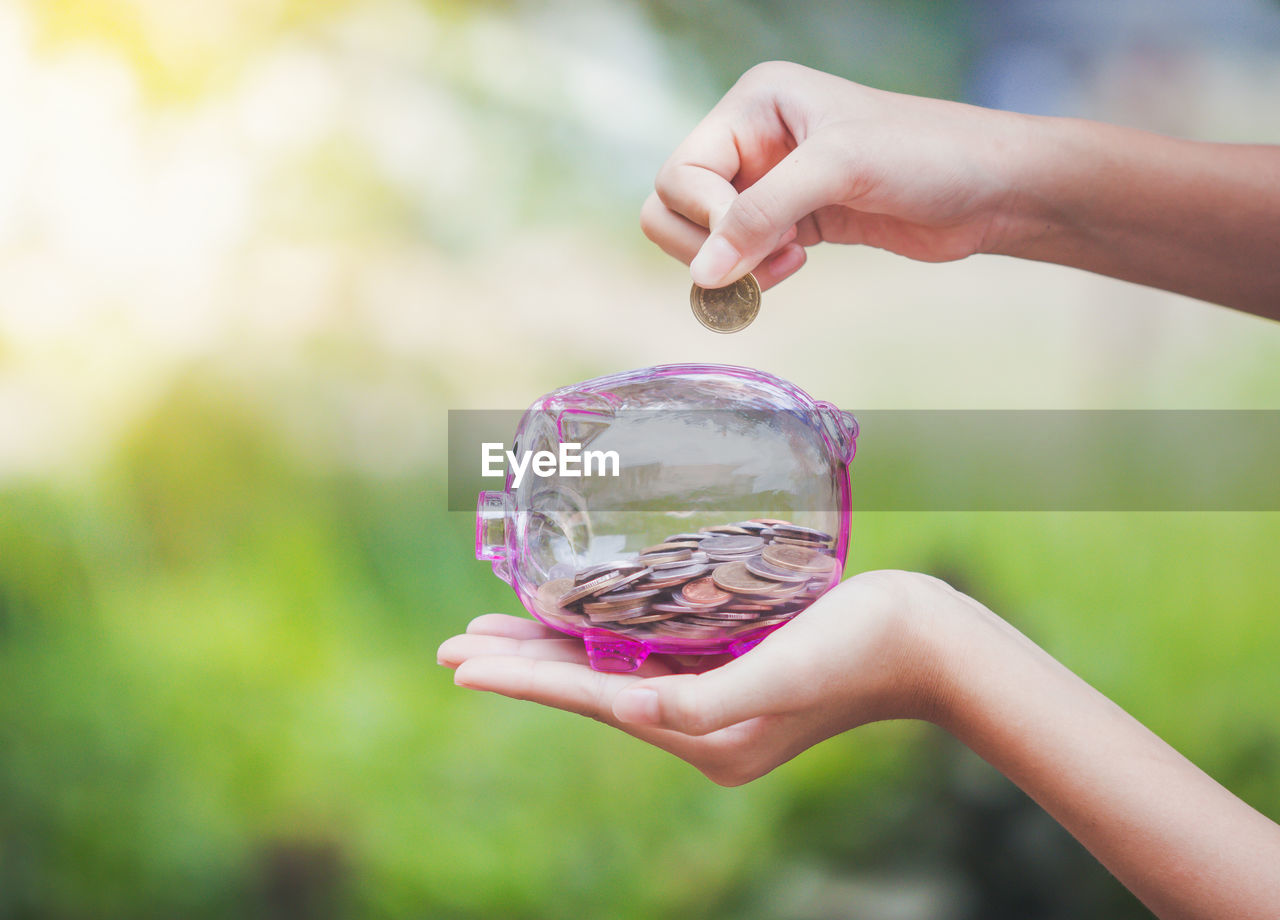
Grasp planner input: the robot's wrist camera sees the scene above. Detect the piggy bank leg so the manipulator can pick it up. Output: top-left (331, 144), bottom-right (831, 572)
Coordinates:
top-left (583, 630), bottom-right (650, 673)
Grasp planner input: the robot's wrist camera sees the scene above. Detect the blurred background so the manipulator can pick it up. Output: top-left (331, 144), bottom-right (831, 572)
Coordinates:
top-left (2, 0), bottom-right (1279, 917)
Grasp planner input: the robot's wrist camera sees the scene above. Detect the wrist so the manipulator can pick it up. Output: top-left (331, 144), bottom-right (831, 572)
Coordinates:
top-left (895, 577), bottom-right (1021, 731)
top-left (833, 572), bottom-right (996, 727)
top-left (979, 113), bottom-right (1091, 260)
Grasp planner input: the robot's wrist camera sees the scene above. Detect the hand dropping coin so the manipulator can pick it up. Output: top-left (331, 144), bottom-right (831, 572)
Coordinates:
top-left (690, 272), bottom-right (761, 333)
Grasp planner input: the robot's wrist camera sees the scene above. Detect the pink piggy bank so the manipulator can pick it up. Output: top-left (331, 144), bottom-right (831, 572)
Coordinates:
top-left (476, 364), bottom-right (857, 672)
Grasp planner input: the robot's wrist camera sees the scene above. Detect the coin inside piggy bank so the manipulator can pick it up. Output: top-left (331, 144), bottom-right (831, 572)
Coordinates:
top-left (476, 364), bottom-right (857, 672)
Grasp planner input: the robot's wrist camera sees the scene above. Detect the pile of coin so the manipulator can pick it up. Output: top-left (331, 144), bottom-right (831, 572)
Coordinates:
top-left (532, 519), bottom-right (839, 645)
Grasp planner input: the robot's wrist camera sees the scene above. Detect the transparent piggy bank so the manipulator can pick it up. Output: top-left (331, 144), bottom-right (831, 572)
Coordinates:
top-left (476, 364), bottom-right (857, 672)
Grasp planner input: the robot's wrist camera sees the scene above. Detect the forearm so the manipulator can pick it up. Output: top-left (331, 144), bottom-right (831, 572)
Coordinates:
top-left (992, 116), bottom-right (1280, 320)
top-left (930, 605), bottom-right (1280, 920)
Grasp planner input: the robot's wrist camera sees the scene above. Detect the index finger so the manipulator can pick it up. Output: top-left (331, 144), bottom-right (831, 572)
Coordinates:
top-left (654, 105), bottom-right (743, 229)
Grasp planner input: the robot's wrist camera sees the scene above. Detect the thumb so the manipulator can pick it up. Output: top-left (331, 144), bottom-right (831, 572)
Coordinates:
top-left (611, 633), bottom-right (809, 735)
top-left (690, 141), bottom-right (847, 288)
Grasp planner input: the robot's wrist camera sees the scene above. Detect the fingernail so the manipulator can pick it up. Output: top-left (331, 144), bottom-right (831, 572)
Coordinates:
top-left (614, 687), bottom-right (659, 724)
top-left (453, 663), bottom-right (480, 688)
top-left (690, 236), bottom-right (741, 287)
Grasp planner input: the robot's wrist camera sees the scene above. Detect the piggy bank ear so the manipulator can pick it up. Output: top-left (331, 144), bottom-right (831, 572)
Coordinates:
top-left (549, 392), bottom-right (617, 447)
top-left (816, 401), bottom-right (858, 464)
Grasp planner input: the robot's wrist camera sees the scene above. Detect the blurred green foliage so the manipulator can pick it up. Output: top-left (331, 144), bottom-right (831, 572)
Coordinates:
top-left (2, 370), bottom-right (1278, 918)
top-left (643, 0), bottom-right (966, 98)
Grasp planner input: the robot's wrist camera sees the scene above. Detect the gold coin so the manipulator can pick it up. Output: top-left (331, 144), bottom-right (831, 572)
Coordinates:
top-left (535, 578), bottom-right (575, 613)
top-left (681, 576), bottom-right (732, 607)
top-left (762, 544), bottom-right (824, 572)
top-left (690, 273), bottom-right (760, 333)
top-left (711, 561), bottom-right (778, 595)
top-left (559, 569), bottom-right (634, 606)
top-left (638, 541), bottom-right (701, 555)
